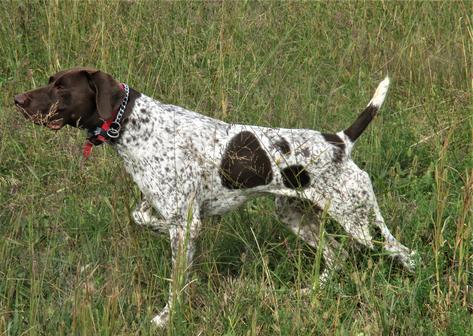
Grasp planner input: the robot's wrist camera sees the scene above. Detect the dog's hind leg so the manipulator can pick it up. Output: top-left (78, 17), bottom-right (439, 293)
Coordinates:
top-left (368, 192), bottom-right (417, 271)
top-left (275, 196), bottom-right (349, 285)
top-left (316, 166), bottom-right (417, 272)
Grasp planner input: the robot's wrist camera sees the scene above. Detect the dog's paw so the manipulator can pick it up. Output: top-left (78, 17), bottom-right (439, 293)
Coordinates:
top-left (151, 307), bottom-right (169, 328)
top-left (399, 250), bottom-right (419, 273)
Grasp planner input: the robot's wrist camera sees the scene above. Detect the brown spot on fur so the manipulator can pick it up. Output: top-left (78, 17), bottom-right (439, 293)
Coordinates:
top-left (301, 147), bottom-right (311, 157)
top-left (322, 133), bottom-right (345, 150)
top-left (273, 137), bottom-right (291, 155)
top-left (220, 131), bottom-right (273, 189)
top-left (322, 133), bottom-right (345, 163)
top-left (281, 165), bottom-right (311, 189)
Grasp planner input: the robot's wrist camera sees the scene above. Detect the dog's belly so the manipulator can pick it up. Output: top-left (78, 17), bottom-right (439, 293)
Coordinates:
top-left (201, 192), bottom-right (252, 217)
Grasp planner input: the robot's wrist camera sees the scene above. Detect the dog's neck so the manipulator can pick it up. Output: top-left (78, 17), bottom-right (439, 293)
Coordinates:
top-left (113, 93), bottom-right (164, 157)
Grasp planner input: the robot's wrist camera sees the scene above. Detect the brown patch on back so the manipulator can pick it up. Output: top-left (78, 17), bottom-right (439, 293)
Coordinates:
top-left (220, 131), bottom-right (273, 189)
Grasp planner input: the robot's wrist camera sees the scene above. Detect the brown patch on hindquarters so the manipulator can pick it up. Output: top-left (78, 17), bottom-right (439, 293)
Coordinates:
top-left (220, 131), bottom-right (273, 189)
top-left (322, 133), bottom-right (345, 163)
top-left (281, 165), bottom-right (311, 189)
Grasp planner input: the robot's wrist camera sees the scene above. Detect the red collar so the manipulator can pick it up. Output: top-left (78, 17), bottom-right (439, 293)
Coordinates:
top-left (83, 83), bottom-right (128, 159)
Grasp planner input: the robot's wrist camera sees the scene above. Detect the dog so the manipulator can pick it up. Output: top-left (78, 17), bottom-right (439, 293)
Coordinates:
top-left (14, 68), bottom-right (416, 327)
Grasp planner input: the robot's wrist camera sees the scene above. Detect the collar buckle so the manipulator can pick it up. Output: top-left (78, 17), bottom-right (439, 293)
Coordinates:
top-left (106, 121), bottom-right (121, 138)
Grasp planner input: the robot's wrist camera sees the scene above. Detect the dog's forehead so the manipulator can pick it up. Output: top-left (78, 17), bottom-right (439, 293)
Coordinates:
top-left (48, 67), bottom-right (98, 84)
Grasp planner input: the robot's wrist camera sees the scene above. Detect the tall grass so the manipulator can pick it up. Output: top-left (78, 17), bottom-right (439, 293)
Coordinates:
top-left (0, 1), bottom-right (471, 335)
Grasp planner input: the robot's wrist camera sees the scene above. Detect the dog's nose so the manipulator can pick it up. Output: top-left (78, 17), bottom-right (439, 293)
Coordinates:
top-left (14, 93), bottom-right (29, 106)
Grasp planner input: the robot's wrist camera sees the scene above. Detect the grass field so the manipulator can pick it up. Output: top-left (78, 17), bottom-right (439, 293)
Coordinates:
top-left (0, 1), bottom-right (472, 335)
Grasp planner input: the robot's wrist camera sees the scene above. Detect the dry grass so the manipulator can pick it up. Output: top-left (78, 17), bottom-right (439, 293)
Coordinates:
top-left (0, 1), bottom-right (471, 335)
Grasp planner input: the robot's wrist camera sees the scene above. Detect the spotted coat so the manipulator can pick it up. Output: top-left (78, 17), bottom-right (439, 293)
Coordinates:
top-left (14, 69), bottom-right (417, 328)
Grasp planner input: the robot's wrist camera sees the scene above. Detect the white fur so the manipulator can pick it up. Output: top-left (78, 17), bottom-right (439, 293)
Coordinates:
top-left (368, 76), bottom-right (390, 108)
top-left (116, 77), bottom-right (415, 328)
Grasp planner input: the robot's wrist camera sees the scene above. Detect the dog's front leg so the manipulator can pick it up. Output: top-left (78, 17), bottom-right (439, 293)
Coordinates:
top-left (132, 198), bottom-right (169, 234)
top-left (152, 215), bottom-right (201, 328)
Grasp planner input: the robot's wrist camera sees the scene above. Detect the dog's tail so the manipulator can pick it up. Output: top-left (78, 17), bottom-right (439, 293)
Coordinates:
top-left (340, 77), bottom-right (390, 150)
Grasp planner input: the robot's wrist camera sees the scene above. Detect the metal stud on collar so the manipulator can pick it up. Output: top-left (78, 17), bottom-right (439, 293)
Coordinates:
top-left (107, 83), bottom-right (129, 139)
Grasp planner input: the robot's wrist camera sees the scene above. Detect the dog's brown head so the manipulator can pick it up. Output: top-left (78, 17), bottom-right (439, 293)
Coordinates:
top-left (14, 68), bottom-right (124, 130)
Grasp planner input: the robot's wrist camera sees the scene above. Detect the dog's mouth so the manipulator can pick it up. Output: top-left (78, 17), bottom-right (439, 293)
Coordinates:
top-left (15, 102), bottom-right (65, 130)
top-left (15, 102), bottom-right (32, 119)
top-left (45, 119), bottom-right (64, 130)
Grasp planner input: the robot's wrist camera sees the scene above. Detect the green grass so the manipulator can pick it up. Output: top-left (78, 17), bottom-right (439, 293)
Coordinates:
top-left (0, 1), bottom-right (472, 335)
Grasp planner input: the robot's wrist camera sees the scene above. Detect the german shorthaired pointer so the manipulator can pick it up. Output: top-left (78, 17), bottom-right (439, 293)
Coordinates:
top-left (15, 68), bottom-right (416, 327)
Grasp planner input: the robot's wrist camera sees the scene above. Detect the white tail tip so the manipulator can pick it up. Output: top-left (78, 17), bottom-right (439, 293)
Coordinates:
top-left (368, 76), bottom-right (390, 108)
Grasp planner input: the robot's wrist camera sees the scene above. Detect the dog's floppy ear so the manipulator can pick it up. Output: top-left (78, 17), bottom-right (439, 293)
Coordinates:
top-left (84, 70), bottom-right (122, 120)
